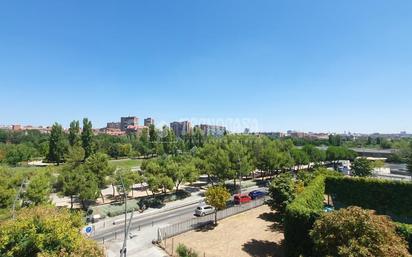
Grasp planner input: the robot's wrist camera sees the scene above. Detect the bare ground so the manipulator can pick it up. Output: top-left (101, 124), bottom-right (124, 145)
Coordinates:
top-left (164, 205), bottom-right (284, 257)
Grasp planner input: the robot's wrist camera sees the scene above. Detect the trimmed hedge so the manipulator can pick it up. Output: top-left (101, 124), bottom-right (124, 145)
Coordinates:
top-left (284, 175), bottom-right (326, 257)
top-left (396, 223), bottom-right (412, 252)
top-left (325, 176), bottom-right (412, 222)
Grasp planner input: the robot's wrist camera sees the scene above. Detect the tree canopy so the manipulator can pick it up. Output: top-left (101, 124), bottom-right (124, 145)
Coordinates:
top-left (0, 205), bottom-right (104, 257)
top-left (310, 206), bottom-right (410, 257)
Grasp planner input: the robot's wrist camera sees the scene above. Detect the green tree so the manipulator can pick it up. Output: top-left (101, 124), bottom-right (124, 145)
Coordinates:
top-left (407, 143), bottom-right (412, 174)
top-left (115, 169), bottom-right (142, 198)
top-left (137, 128), bottom-right (150, 157)
top-left (329, 134), bottom-right (342, 146)
top-left (77, 170), bottom-right (100, 209)
top-left (84, 153), bottom-right (114, 203)
top-left (81, 118), bottom-right (95, 159)
top-left (302, 144), bottom-right (326, 167)
top-left (162, 126), bottom-right (177, 155)
top-left (60, 167), bottom-right (82, 209)
top-left (193, 127), bottom-right (204, 147)
top-left (205, 186), bottom-right (231, 224)
top-left (0, 205), bottom-right (104, 257)
top-left (226, 141), bottom-right (254, 188)
top-left (68, 120), bottom-right (80, 147)
top-left (310, 206), bottom-right (410, 257)
top-left (25, 174), bottom-right (51, 206)
top-left (148, 124), bottom-right (158, 154)
top-left (47, 123), bottom-right (67, 165)
top-left (291, 148), bottom-right (310, 170)
top-left (326, 146), bottom-right (357, 170)
top-left (195, 142), bottom-right (229, 184)
top-left (351, 157), bottom-right (373, 177)
top-left (266, 172), bottom-right (296, 215)
top-left (166, 155), bottom-right (199, 191)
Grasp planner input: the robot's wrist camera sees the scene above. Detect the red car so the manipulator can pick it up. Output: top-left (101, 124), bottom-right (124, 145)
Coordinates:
top-left (234, 194), bottom-right (252, 204)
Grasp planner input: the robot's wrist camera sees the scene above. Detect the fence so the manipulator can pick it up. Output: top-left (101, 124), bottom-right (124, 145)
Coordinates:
top-left (158, 196), bottom-right (267, 241)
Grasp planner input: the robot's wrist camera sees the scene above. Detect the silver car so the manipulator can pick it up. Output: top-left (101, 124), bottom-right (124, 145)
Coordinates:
top-left (195, 205), bottom-right (215, 216)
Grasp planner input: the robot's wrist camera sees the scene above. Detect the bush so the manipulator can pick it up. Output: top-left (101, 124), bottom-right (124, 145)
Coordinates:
top-left (396, 223), bottom-right (412, 253)
top-left (176, 244), bottom-right (199, 257)
top-left (351, 157), bottom-right (373, 177)
top-left (284, 175), bottom-right (325, 257)
top-left (310, 206), bottom-right (410, 257)
top-left (267, 172), bottom-right (296, 214)
top-left (325, 176), bottom-right (412, 221)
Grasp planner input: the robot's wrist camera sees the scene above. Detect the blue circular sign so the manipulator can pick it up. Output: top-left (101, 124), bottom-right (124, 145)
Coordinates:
top-left (85, 226), bottom-right (92, 233)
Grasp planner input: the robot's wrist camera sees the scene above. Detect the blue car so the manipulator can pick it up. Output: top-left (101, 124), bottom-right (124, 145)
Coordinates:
top-left (248, 190), bottom-right (265, 200)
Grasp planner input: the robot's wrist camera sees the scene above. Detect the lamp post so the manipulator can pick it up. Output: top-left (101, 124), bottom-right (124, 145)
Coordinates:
top-left (12, 178), bottom-right (27, 219)
top-left (119, 175), bottom-right (128, 257)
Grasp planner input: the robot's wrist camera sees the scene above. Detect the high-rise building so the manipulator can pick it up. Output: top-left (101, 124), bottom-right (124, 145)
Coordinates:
top-left (106, 122), bottom-right (121, 129)
top-left (120, 116), bottom-right (138, 131)
top-left (199, 124), bottom-right (226, 137)
top-left (170, 121), bottom-right (192, 138)
top-left (144, 118), bottom-right (155, 127)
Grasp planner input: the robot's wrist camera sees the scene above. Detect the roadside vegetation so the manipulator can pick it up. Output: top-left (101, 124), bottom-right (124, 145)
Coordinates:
top-left (1, 119), bottom-right (412, 256)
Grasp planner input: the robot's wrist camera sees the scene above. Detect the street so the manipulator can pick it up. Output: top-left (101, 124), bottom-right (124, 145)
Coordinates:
top-left (92, 186), bottom-right (267, 257)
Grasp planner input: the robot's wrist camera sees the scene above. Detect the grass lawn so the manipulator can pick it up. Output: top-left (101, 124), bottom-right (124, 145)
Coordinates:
top-left (0, 164), bottom-right (53, 175)
top-left (109, 159), bottom-right (143, 170)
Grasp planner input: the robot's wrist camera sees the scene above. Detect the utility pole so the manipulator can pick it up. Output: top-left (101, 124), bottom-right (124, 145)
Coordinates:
top-left (12, 178), bottom-right (26, 219)
top-left (119, 175), bottom-right (128, 257)
top-left (238, 156), bottom-right (242, 205)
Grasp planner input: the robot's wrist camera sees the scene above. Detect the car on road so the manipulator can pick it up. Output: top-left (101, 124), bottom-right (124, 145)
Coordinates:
top-left (234, 194), bottom-right (252, 204)
top-left (248, 190), bottom-right (265, 200)
top-left (195, 205), bottom-right (215, 216)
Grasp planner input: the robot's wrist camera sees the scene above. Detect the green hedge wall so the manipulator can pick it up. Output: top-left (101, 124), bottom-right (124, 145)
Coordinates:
top-left (396, 223), bottom-right (412, 252)
top-left (325, 176), bottom-right (412, 222)
top-left (284, 175), bottom-right (326, 257)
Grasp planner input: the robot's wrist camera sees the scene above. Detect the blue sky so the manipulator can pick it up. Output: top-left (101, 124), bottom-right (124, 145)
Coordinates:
top-left (1, 0), bottom-right (411, 133)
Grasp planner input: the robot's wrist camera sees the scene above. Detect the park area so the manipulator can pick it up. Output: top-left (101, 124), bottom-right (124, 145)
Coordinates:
top-left (163, 205), bottom-right (284, 257)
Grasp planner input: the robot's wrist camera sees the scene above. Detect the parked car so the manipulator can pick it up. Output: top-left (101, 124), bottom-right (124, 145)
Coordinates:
top-left (248, 190), bottom-right (265, 200)
top-left (234, 194), bottom-right (252, 204)
top-left (195, 205), bottom-right (215, 216)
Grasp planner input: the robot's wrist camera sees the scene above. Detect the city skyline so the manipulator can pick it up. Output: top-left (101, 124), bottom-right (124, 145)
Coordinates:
top-left (1, 1), bottom-right (412, 133)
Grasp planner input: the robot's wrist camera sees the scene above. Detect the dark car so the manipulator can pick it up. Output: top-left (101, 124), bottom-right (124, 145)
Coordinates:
top-left (248, 190), bottom-right (265, 200)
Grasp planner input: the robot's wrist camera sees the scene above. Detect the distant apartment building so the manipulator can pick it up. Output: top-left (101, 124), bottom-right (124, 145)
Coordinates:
top-left (106, 122), bottom-right (121, 129)
top-left (199, 124), bottom-right (226, 137)
top-left (125, 125), bottom-right (148, 136)
top-left (104, 128), bottom-right (125, 136)
top-left (12, 124), bottom-right (22, 131)
top-left (288, 131), bottom-right (306, 138)
top-left (144, 118), bottom-right (155, 127)
top-left (258, 132), bottom-right (286, 138)
top-left (170, 121), bottom-right (192, 138)
top-left (120, 116), bottom-right (138, 131)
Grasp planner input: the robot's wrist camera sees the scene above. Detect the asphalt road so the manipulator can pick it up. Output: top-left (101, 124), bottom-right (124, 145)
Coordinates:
top-left (92, 186), bottom-right (267, 242)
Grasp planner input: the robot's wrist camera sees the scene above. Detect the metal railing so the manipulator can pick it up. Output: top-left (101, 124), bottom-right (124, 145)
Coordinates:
top-left (158, 196), bottom-right (267, 241)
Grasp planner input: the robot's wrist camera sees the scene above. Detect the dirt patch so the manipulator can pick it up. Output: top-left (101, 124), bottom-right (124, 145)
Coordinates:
top-left (164, 205), bottom-right (284, 257)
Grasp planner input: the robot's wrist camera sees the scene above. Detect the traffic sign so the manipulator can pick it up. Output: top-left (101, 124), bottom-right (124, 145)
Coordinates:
top-left (83, 225), bottom-right (93, 235)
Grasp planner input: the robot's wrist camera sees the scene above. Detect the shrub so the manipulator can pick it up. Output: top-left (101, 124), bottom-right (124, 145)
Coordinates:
top-left (396, 223), bottom-right (412, 253)
top-left (325, 176), bottom-right (412, 221)
top-left (176, 243), bottom-right (198, 257)
top-left (0, 206), bottom-right (104, 257)
top-left (310, 206), bottom-right (410, 257)
top-left (284, 175), bottom-right (325, 257)
top-left (351, 157), bottom-right (373, 177)
top-left (267, 172), bottom-right (296, 214)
